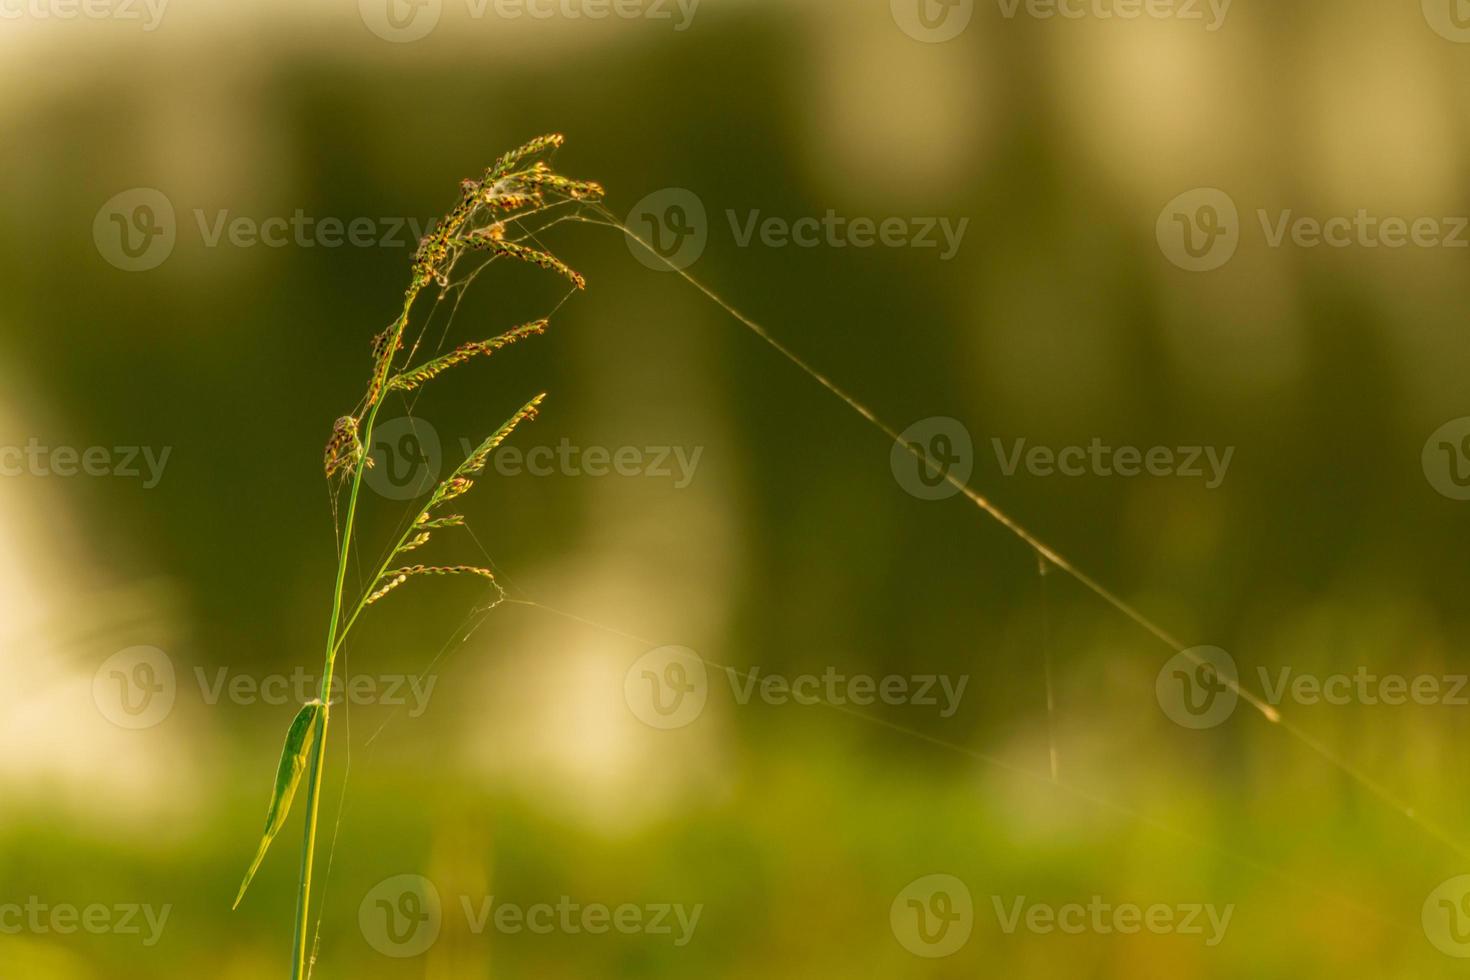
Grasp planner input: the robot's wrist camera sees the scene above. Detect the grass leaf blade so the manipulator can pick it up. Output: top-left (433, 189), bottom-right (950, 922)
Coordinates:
top-left (233, 700), bottom-right (324, 910)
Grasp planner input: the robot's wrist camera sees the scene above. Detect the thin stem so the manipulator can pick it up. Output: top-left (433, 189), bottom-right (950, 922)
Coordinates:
top-left (289, 300), bottom-right (413, 979)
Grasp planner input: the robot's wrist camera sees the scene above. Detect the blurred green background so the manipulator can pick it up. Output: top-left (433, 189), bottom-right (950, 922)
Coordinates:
top-left (4, 0), bottom-right (1470, 975)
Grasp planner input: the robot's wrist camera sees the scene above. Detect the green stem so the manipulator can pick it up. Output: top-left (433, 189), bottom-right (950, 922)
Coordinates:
top-left (289, 300), bottom-right (414, 979)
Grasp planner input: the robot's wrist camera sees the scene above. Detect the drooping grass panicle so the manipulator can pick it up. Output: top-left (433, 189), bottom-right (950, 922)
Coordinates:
top-left (387, 319), bottom-right (549, 393)
top-left (365, 564), bottom-right (496, 606)
top-left (241, 135), bottom-right (602, 980)
top-left (457, 237), bottom-right (588, 290)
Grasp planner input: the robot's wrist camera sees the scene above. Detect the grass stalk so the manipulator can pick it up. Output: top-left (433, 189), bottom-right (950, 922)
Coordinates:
top-left (227, 136), bottom-right (603, 978)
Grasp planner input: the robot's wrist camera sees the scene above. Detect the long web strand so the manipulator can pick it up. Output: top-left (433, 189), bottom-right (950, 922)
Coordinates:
top-left (590, 206), bottom-right (1470, 862)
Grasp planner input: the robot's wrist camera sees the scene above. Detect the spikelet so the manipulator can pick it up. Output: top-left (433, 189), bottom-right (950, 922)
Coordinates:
top-left (415, 514), bottom-right (465, 529)
top-left (520, 171), bottom-right (605, 201)
top-left (387, 320), bottom-right (549, 393)
top-left (365, 565), bottom-right (496, 606)
top-left (462, 236), bottom-right (586, 289)
top-left (370, 324), bottom-right (404, 361)
top-left (485, 134), bottom-right (565, 182)
top-left (458, 395), bottom-right (546, 476)
top-left (324, 416), bottom-right (370, 479)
